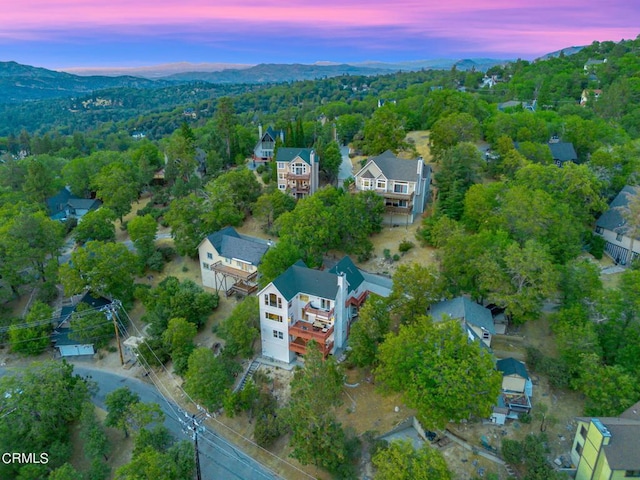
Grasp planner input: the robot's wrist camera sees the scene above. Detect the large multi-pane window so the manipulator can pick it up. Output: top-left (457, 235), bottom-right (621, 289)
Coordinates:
top-left (264, 293), bottom-right (282, 308)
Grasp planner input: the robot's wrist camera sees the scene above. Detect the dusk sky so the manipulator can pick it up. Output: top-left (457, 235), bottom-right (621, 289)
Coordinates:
top-left (2, 0), bottom-right (639, 70)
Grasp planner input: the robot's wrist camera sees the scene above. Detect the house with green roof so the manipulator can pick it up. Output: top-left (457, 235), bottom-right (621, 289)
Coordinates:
top-left (258, 256), bottom-right (391, 364)
top-left (353, 150), bottom-right (431, 224)
top-left (198, 226), bottom-right (271, 297)
top-left (275, 147), bottom-right (319, 199)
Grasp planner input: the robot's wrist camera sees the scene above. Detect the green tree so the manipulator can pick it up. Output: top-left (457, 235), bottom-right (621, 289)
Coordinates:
top-left (372, 440), bottom-right (452, 480)
top-left (128, 214), bottom-right (158, 266)
top-left (141, 276), bottom-right (218, 335)
top-left (23, 156), bottom-right (59, 206)
top-left (80, 402), bottom-right (110, 461)
top-left (389, 263), bottom-right (444, 323)
top-left (60, 240), bottom-right (138, 302)
top-left (478, 240), bottom-right (558, 323)
top-left (319, 140), bottom-right (342, 183)
top-left (429, 112), bottom-right (481, 159)
top-left (48, 463), bottom-right (81, 480)
top-left (163, 193), bottom-right (208, 256)
top-left (218, 296), bottom-right (260, 358)
top-left (8, 300), bottom-right (53, 355)
top-left (164, 122), bottom-right (197, 185)
top-left (362, 105), bottom-right (406, 155)
top-left (105, 387), bottom-right (140, 438)
top-left (69, 302), bottom-right (114, 349)
top-left (347, 294), bottom-right (390, 367)
top-left (73, 207), bottom-right (117, 244)
top-left (0, 361), bottom-right (93, 479)
top-left (253, 188), bottom-right (296, 232)
top-left (213, 97), bottom-right (237, 164)
top-left (92, 162), bottom-right (139, 223)
top-left (162, 317), bottom-right (197, 374)
top-left (183, 347), bottom-right (241, 411)
top-left (285, 342), bottom-right (355, 476)
top-left (114, 443), bottom-right (194, 480)
top-left (375, 317), bottom-right (502, 429)
top-left (257, 238), bottom-right (303, 287)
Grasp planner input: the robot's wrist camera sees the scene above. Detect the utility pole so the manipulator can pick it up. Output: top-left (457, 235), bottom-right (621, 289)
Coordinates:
top-left (106, 302), bottom-right (124, 366)
top-left (183, 412), bottom-right (206, 480)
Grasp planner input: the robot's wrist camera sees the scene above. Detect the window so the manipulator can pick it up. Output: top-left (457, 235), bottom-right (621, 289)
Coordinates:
top-left (376, 179), bottom-right (386, 189)
top-left (278, 173), bottom-right (286, 180)
top-left (321, 298), bottom-right (331, 310)
top-left (580, 425), bottom-right (587, 439)
top-left (574, 442), bottom-right (583, 456)
top-left (625, 471), bottom-right (640, 478)
top-left (482, 331), bottom-right (490, 340)
top-left (266, 312), bottom-right (283, 322)
top-left (277, 162), bottom-right (285, 170)
top-left (272, 330), bottom-right (284, 339)
top-left (595, 227), bottom-right (603, 235)
top-left (202, 262), bottom-right (210, 270)
top-left (264, 293), bottom-right (282, 308)
top-left (279, 184), bottom-right (286, 190)
top-left (361, 178), bottom-right (372, 190)
top-left (616, 232), bottom-right (624, 242)
top-left (206, 252), bottom-right (213, 260)
top-left (393, 183), bottom-right (408, 194)
top-left (293, 163), bottom-right (307, 175)
top-left (299, 294), bottom-right (309, 303)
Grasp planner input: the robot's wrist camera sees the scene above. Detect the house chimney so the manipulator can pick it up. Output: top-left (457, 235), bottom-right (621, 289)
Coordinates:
top-left (258, 124), bottom-right (263, 139)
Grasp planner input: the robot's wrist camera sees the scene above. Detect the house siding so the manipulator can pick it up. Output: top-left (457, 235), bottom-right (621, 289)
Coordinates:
top-left (259, 285), bottom-right (293, 363)
top-left (597, 228), bottom-right (640, 265)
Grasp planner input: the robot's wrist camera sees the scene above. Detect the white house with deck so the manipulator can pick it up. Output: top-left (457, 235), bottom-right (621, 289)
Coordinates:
top-left (259, 256), bottom-right (391, 364)
top-left (275, 147), bottom-right (320, 199)
top-left (198, 227), bottom-right (271, 296)
top-left (595, 185), bottom-right (640, 265)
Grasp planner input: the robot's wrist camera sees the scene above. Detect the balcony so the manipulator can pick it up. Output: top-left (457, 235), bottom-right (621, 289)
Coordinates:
top-left (383, 191), bottom-right (414, 201)
top-left (303, 302), bottom-right (334, 321)
top-left (209, 261), bottom-right (258, 282)
top-left (347, 290), bottom-right (369, 308)
top-left (289, 320), bottom-right (334, 343)
top-left (286, 171), bottom-right (311, 181)
top-left (289, 337), bottom-right (334, 357)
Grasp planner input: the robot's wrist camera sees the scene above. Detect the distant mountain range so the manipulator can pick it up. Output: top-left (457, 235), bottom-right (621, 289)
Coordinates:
top-left (0, 57), bottom-right (509, 104)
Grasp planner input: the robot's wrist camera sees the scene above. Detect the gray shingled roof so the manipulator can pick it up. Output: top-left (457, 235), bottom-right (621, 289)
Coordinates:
top-left (496, 357), bottom-right (529, 380)
top-left (363, 150), bottom-right (423, 182)
top-left (205, 227), bottom-right (269, 266)
top-left (548, 142), bottom-right (577, 163)
top-left (572, 418), bottom-right (640, 470)
top-left (430, 297), bottom-right (495, 334)
top-left (272, 261), bottom-right (339, 301)
top-left (596, 185), bottom-right (639, 235)
top-left (328, 256), bottom-right (364, 293)
top-left (275, 147), bottom-right (316, 165)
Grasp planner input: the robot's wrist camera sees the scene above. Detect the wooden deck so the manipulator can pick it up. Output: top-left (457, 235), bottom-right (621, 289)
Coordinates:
top-left (209, 261), bottom-right (258, 281)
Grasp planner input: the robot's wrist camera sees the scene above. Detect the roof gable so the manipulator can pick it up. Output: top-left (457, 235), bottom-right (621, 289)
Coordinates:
top-left (596, 185), bottom-right (639, 234)
top-left (275, 147), bottom-right (316, 165)
top-left (430, 296), bottom-right (495, 334)
top-left (202, 226), bottom-right (270, 265)
top-left (364, 150), bottom-right (422, 182)
top-left (328, 256), bottom-right (364, 293)
top-left (548, 142), bottom-right (577, 162)
top-left (497, 357), bottom-right (529, 380)
top-left (272, 261), bottom-right (339, 301)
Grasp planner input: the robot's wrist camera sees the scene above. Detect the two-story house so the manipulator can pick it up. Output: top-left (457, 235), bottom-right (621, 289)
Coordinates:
top-left (47, 186), bottom-right (102, 222)
top-left (491, 357), bottom-right (533, 424)
top-left (198, 227), bottom-right (271, 297)
top-left (595, 185), bottom-right (640, 266)
top-left (429, 296), bottom-right (496, 349)
top-left (275, 147), bottom-right (319, 199)
top-left (353, 150), bottom-right (431, 224)
top-left (571, 403), bottom-right (640, 480)
top-left (259, 256), bottom-right (391, 364)
top-left (253, 125), bottom-right (284, 163)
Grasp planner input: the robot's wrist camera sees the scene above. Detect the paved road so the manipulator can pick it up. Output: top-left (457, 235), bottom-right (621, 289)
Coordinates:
top-left (338, 145), bottom-right (354, 188)
top-left (0, 365), bottom-right (280, 480)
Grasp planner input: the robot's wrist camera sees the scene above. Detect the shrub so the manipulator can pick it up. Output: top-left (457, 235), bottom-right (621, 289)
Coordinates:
top-left (398, 240), bottom-right (415, 253)
top-left (392, 253), bottom-right (401, 262)
top-left (383, 248), bottom-right (391, 260)
top-left (256, 165), bottom-right (266, 174)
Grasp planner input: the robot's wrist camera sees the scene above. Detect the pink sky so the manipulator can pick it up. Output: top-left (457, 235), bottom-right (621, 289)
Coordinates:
top-left (2, 0), bottom-right (639, 68)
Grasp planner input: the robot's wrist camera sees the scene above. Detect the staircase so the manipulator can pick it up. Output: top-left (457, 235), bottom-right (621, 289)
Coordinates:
top-left (234, 359), bottom-right (260, 393)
